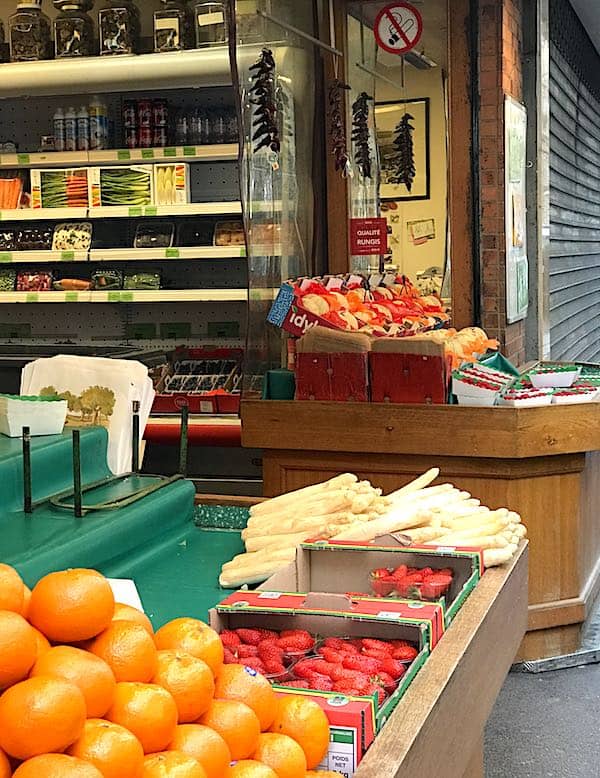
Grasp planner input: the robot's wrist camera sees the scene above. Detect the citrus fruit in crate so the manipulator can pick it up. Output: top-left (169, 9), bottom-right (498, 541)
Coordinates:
top-left (225, 761), bottom-right (278, 778)
top-left (0, 748), bottom-right (10, 778)
top-left (0, 610), bottom-right (37, 689)
top-left (28, 569), bottom-right (115, 643)
top-left (152, 650), bottom-right (215, 723)
top-left (269, 696), bottom-right (329, 770)
top-left (167, 724), bottom-right (231, 778)
top-left (113, 603), bottom-right (154, 635)
top-left (31, 626), bottom-right (51, 658)
top-left (198, 699), bottom-right (260, 760)
top-left (20, 584), bottom-right (32, 618)
top-left (31, 645), bottom-right (116, 718)
top-left (142, 751), bottom-right (208, 777)
top-left (0, 676), bottom-right (86, 760)
top-left (105, 682), bottom-right (178, 754)
top-left (89, 621), bottom-right (158, 683)
top-left (12, 753), bottom-right (104, 778)
top-left (67, 719), bottom-right (145, 778)
top-left (154, 618), bottom-right (224, 677)
top-left (0, 563), bottom-right (25, 613)
top-left (252, 733), bottom-right (307, 778)
top-left (214, 663), bottom-right (277, 731)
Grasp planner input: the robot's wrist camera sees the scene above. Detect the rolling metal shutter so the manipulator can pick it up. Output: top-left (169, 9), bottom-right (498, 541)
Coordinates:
top-left (549, 0), bottom-right (600, 361)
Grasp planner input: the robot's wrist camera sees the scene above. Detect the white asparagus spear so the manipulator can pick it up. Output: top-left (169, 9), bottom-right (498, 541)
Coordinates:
top-left (245, 488), bottom-right (357, 528)
top-left (385, 468), bottom-right (440, 500)
top-left (249, 473), bottom-right (358, 517)
top-left (242, 510), bottom-right (356, 541)
top-left (483, 544), bottom-right (518, 567)
top-left (221, 546), bottom-right (296, 571)
top-left (401, 526), bottom-right (448, 543)
top-left (433, 518), bottom-right (511, 541)
top-left (431, 534), bottom-right (509, 549)
top-left (219, 553), bottom-right (297, 588)
top-left (331, 508), bottom-right (432, 542)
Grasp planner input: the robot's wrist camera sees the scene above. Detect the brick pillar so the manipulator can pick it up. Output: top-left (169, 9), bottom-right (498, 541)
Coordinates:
top-left (478, 0), bottom-right (526, 365)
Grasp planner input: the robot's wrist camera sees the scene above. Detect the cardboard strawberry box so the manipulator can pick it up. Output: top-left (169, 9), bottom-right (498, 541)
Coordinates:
top-left (295, 353), bottom-right (369, 402)
top-left (265, 540), bottom-right (483, 629)
top-left (210, 590), bottom-right (430, 767)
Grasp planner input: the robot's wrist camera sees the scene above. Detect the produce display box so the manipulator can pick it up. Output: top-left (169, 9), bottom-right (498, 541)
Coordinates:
top-left (369, 344), bottom-right (450, 404)
top-left (210, 590), bottom-right (430, 765)
top-left (89, 165), bottom-right (154, 208)
top-left (30, 168), bottom-right (90, 209)
top-left (154, 163), bottom-right (191, 206)
top-left (295, 352), bottom-right (369, 402)
top-left (274, 540), bottom-right (484, 628)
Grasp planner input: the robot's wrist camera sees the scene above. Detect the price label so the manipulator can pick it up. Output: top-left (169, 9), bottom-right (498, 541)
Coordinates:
top-left (26, 293), bottom-right (39, 303)
top-left (125, 323), bottom-right (156, 339)
top-left (0, 253), bottom-right (12, 263)
top-left (183, 146), bottom-right (196, 157)
top-left (128, 207), bottom-right (143, 217)
top-left (121, 291), bottom-right (134, 302)
top-left (117, 149), bottom-right (131, 160)
top-left (141, 149), bottom-right (155, 159)
top-left (61, 251), bottom-right (75, 261)
top-left (17, 153), bottom-right (30, 165)
top-left (108, 291), bottom-right (121, 302)
top-left (65, 292), bottom-right (79, 302)
top-left (145, 206), bottom-right (158, 216)
top-left (164, 147), bottom-right (177, 157)
top-left (165, 248), bottom-right (180, 258)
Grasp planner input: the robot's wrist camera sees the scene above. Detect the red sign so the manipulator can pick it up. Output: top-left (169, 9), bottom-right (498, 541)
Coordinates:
top-left (350, 218), bottom-right (388, 256)
top-left (374, 2), bottom-right (423, 56)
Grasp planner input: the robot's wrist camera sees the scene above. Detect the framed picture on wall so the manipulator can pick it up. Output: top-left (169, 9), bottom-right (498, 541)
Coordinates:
top-left (375, 98), bottom-right (430, 201)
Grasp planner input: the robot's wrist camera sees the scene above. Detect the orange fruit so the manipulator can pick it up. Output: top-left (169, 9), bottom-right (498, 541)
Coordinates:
top-left (31, 646), bottom-right (116, 718)
top-left (154, 619), bottom-right (223, 677)
top-left (0, 564), bottom-right (24, 614)
top-left (269, 697), bottom-right (329, 770)
top-left (304, 773), bottom-right (341, 777)
top-left (113, 603), bottom-right (154, 636)
top-left (105, 682), bottom-right (178, 754)
top-left (89, 621), bottom-right (158, 683)
top-left (0, 748), bottom-right (10, 778)
top-left (67, 718), bottom-right (145, 778)
top-left (198, 699), bottom-right (260, 761)
top-left (252, 733), bottom-right (306, 778)
top-left (0, 611), bottom-right (37, 690)
top-left (0, 676), bottom-right (86, 760)
top-left (142, 752), bottom-right (207, 777)
top-left (225, 762), bottom-right (278, 778)
top-left (167, 725), bottom-right (231, 778)
top-left (20, 585), bottom-right (31, 619)
top-left (31, 627), bottom-right (51, 658)
top-left (152, 651), bottom-right (214, 723)
top-left (28, 569), bottom-right (115, 643)
top-left (12, 754), bottom-right (103, 778)
top-left (214, 664), bottom-right (277, 731)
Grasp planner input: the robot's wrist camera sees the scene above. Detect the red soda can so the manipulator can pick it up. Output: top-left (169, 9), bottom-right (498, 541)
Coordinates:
top-left (139, 126), bottom-right (153, 148)
top-left (153, 126), bottom-right (168, 148)
top-left (122, 100), bottom-right (137, 129)
top-left (138, 100), bottom-right (153, 128)
top-left (153, 99), bottom-right (169, 127)
top-left (125, 126), bottom-right (139, 149)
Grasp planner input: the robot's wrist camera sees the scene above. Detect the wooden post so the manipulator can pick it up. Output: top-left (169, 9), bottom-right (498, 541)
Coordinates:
top-left (22, 427), bottom-right (32, 514)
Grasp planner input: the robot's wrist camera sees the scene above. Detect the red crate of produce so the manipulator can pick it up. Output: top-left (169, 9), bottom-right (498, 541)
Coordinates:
top-left (295, 353), bottom-right (369, 402)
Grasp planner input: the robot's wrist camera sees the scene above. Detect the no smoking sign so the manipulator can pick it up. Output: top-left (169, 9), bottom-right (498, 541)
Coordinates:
top-left (374, 2), bottom-right (423, 56)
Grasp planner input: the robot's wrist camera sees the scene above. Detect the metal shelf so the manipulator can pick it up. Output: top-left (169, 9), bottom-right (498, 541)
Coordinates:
top-left (89, 246), bottom-right (246, 261)
top-left (0, 289), bottom-right (249, 304)
top-left (0, 202), bottom-right (242, 222)
top-left (0, 250), bottom-right (89, 263)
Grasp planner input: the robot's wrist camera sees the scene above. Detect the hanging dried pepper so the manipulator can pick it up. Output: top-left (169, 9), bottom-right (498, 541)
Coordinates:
top-left (351, 92), bottom-right (373, 179)
top-left (249, 48), bottom-right (280, 155)
top-left (328, 79), bottom-right (351, 176)
top-left (390, 113), bottom-right (416, 192)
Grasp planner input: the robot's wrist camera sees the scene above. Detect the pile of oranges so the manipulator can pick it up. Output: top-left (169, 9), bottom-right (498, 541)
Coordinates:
top-left (0, 563), bottom-right (342, 778)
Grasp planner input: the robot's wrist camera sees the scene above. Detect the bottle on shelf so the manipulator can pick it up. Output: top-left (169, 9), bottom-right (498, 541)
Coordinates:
top-left (53, 107), bottom-right (66, 152)
top-left (64, 106), bottom-right (77, 151)
top-left (77, 105), bottom-right (90, 151)
top-left (9, 0), bottom-right (52, 62)
top-left (154, 0), bottom-right (191, 53)
top-left (98, 0), bottom-right (140, 56)
top-left (193, 1), bottom-right (226, 48)
top-left (89, 95), bottom-right (108, 150)
top-left (53, 0), bottom-right (94, 58)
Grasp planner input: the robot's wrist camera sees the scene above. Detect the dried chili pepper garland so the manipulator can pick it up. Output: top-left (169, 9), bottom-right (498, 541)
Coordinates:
top-left (328, 79), bottom-right (351, 176)
top-left (390, 112), bottom-right (416, 192)
top-left (352, 92), bottom-right (374, 179)
top-left (249, 48), bottom-right (280, 155)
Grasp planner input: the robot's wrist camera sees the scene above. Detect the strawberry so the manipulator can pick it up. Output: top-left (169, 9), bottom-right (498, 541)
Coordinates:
top-left (371, 575), bottom-right (397, 597)
top-left (334, 669), bottom-right (370, 693)
top-left (318, 647), bottom-right (346, 664)
top-left (392, 645), bottom-right (418, 662)
top-left (342, 655), bottom-right (380, 674)
top-left (390, 639), bottom-right (413, 649)
top-left (223, 647), bottom-right (237, 664)
top-left (391, 564), bottom-right (408, 580)
top-left (322, 637), bottom-right (350, 651)
top-left (363, 682), bottom-right (386, 705)
top-left (370, 567), bottom-right (391, 580)
top-left (264, 659), bottom-right (287, 676)
top-left (278, 630), bottom-right (315, 650)
top-left (241, 657), bottom-right (266, 674)
top-left (371, 671), bottom-right (396, 691)
top-left (258, 641), bottom-right (285, 663)
top-left (256, 629), bottom-right (280, 642)
top-left (237, 644), bottom-right (259, 658)
top-left (362, 647), bottom-right (391, 663)
top-left (236, 628), bottom-right (263, 646)
top-left (280, 679), bottom-right (310, 689)
top-left (307, 673), bottom-right (334, 692)
top-left (361, 638), bottom-right (393, 655)
top-left (333, 679), bottom-right (362, 696)
top-left (220, 630), bottom-right (241, 648)
top-left (378, 657), bottom-right (407, 680)
top-left (294, 659), bottom-right (337, 680)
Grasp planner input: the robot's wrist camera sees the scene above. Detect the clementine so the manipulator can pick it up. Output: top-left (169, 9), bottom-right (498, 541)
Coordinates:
top-left (28, 569), bottom-right (115, 643)
top-left (31, 627), bottom-right (51, 658)
top-left (0, 611), bottom-right (37, 690)
top-left (105, 682), bottom-right (178, 754)
top-left (89, 621), bottom-right (158, 683)
top-left (12, 754), bottom-right (103, 778)
top-left (214, 664), bottom-right (277, 731)
top-left (142, 751), bottom-right (207, 777)
top-left (67, 718), bottom-right (145, 778)
top-left (269, 697), bottom-right (329, 770)
top-left (252, 733), bottom-right (307, 778)
top-left (198, 699), bottom-right (260, 761)
top-left (0, 748), bottom-right (10, 778)
top-left (31, 645), bottom-right (116, 718)
top-left (0, 564), bottom-right (24, 614)
top-left (225, 762), bottom-right (278, 778)
top-left (0, 676), bottom-right (86, 760)
top-left (167, 724), bottom-right (231, 778)
top-left (152, 651), bottom-right (214, 723)
top-left (154, 619), bottom-right (223, 677)
top-left (20, 585), bottom-right (31, 619)
top-left (113, 603), bottom-right (154, 636)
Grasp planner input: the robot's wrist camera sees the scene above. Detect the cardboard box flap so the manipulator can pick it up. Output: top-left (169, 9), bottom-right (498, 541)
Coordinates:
top-left (302, 592), bottom-right (354, 611)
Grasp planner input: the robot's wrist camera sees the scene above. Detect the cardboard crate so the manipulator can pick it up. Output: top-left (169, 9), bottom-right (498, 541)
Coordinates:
top-left (88, 165), bottom-right (154, 208)
top-left (264, 540), bottom-right (482, 629)
top-left (30, 168), bottom-right (90, 209)
top-left (295, 353), bottom-right (369, 402)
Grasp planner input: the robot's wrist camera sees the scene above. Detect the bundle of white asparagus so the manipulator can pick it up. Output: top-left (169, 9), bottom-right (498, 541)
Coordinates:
top-left (218, 469), bottom-right (527, 588)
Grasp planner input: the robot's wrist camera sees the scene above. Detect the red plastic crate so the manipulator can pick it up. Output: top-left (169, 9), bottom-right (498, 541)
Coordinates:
top-left (295, 352), bottom-right (369, 402)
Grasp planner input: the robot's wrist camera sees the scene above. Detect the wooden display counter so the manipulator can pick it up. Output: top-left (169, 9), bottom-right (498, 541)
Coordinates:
top-left (241, 400), bottom-right (600, 660)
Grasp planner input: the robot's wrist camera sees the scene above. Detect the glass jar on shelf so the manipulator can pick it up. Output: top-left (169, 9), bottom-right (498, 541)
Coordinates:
top-left (154, 0), bottom-right (190, 52)
top-left (53, 0), bottom-right (94, 58)
top-left (9, 0), bottom-right (52, 62)
top-left (193, 1), bottom-right (226, 48)
top-left (98, 0), bottom-right (139, 56)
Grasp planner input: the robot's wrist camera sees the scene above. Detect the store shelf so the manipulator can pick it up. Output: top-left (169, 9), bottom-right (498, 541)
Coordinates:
top-left (0, 207), bottom-right (89, 222)
top-left (0, 145), bottom-right (239, 169)
top-left (0, 202), bottom-right (242, 222)
top-left (0, 289), bottom-right (248, 304)
top-left (89, 246), bottom-right (246, 261)
top-left (0, 250), bottom-right (89, 263)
